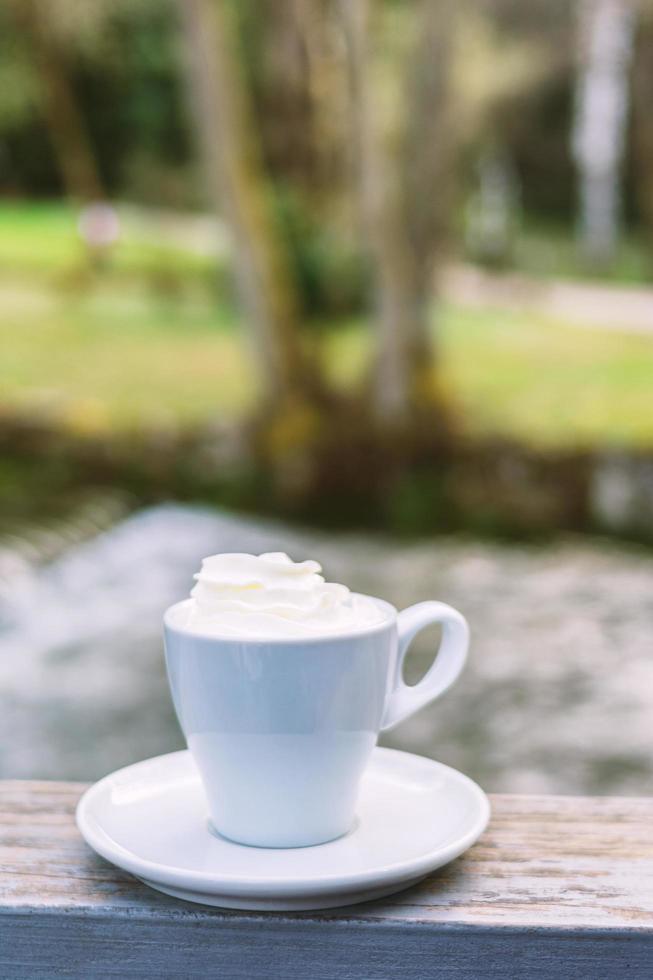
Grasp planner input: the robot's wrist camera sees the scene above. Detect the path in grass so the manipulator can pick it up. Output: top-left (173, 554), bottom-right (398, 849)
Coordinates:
top-left (445, 264), bottom-right (653, 336)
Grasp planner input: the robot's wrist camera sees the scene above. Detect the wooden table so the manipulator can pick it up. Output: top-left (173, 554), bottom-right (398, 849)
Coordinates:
top-left (1, 782), bottom-right (652, 978)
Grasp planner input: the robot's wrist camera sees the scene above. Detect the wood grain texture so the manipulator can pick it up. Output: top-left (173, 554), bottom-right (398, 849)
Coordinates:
top-left (1, 781), bottom-right (652, 979)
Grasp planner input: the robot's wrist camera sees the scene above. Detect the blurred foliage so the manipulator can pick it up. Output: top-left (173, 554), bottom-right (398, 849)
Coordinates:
top-left (0, 0), bottom-right (193, 204)
top-left (275, 188), bottom-right (370, 319)
top-left (0, 0), bottom-right (652, 493)
top-left (0, 0), bottom-right (645, 230)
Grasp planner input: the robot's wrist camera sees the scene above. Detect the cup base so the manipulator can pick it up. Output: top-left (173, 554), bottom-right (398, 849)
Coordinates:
top-left (207, 817), bottom-right (357, 850)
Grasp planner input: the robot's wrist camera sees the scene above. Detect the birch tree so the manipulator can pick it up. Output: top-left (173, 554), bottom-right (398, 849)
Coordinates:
top-left (571, 0), bottom-right (636, 269)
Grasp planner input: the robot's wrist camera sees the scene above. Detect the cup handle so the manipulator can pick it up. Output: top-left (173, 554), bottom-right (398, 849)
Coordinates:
top-left (381, 601), bottom-right (469, 731)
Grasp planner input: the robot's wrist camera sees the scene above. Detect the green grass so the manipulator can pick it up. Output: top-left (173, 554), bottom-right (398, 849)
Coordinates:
top-left (440, 306), bottom-right (653, 447)
top-left (0, 200), bottom-right (214, 278)
top-left (0, 279), bottom-right (253, 430)
top-left (323, 306), bottom-right (653, 448)
top-left (2, 200), bottom-right (653, 447)
top-left (3, 275), bottom-right (653, 447)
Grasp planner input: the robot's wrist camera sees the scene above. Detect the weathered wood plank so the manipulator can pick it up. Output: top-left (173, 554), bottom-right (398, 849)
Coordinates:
top-left (3, 913), bottom-right (653, 980)
top-left (1, 781), bottom-right (652, 979)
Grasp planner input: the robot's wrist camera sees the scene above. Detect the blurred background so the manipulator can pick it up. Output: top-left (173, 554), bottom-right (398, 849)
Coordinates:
top-left (1, 0), bottom-right (652, 795)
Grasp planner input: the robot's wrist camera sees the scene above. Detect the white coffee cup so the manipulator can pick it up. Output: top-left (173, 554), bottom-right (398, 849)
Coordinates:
top-left (164, 596), bottom-right (468, 848)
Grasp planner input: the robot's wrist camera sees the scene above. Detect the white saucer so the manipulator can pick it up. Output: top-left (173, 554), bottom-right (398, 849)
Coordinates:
top-left (76, 747), bottom-right (490, 911)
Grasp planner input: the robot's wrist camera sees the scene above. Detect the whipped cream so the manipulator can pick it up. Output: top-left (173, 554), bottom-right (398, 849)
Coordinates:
top-left (181, 552), bottom-right (385, 638)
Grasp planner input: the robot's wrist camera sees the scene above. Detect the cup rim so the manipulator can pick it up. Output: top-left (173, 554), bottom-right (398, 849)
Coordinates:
top-left (163, 593), bottom-right (397, 645)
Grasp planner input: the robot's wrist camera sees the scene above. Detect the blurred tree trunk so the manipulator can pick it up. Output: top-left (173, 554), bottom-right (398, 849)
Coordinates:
top-left (251, 0), bottom-right (349, 207)
top-left (11, 0), bottom-right (104, 201)
top-left (341, 0), bottom-right (453, 428)
top-left (178, 0), bottom-right (313, 407)
top-left (248, 0), bottom-right (316, 195)
top-left (632, 0), bottom-right (653, 260)
top-left (571, 0), bottom-right (635, 271)
top-left (239, 0), bottom-right (354, 321)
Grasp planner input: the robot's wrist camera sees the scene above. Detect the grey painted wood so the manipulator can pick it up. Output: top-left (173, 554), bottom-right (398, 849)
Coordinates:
top-left (1, 781), bottom-right (652, 979)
